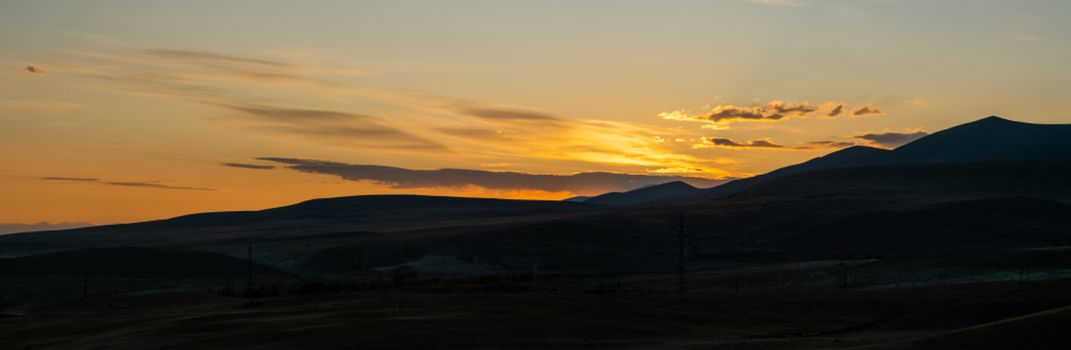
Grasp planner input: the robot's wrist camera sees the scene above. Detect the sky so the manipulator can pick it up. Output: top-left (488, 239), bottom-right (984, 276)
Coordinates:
top-left (1, 0), bottom-right (1070, 226)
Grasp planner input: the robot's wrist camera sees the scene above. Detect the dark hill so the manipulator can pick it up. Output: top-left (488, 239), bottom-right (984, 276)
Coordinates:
top-left (584, 181), bottom-right (702, 205)
top-left (700, 116), bottom-right (1071, 199)
top-left (731, 162), bottom-right (1071, 203)
top-left (878, 116), bottom-right (1071, 164)
top-left (0, 195), bottom-right (602, 257)
top-left (705, 145), bottom-right (890, 198)
top-left (169, 195), bottom-right (596, 225)
top-left (0, 247), bottom-right (287, 279)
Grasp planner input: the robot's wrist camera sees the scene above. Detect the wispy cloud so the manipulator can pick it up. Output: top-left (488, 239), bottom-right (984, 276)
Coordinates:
top-left (259, 157), bottom-right (727, 195)
top-left (42, 177), bottom-right (216, 191)
top-left (221, 162), bottom-right (275, 170)
top-left (854, 130), bottom-right (927, 148)
top-left (699, 137), bottom-right (786, 149)
top-left (696, 137), bottom-right (858, 150)
top-left (141, 49), bottom-right (296, 68)
top-left (51, 46), bottom-right (736, 177)
top-left (105, 181), bottom-right (216, 191)
top-left (0, 99), bottom-right (83, 112)
top-left (802, 140), bottom-right (856, 149)
top-left (904, 98), bottom-right (928, 106)
top-left (41, 177), bottom-right (99, 182)
top-left (461, 107), bottom-right (560, 122)
top-left (215, 102), bottom-right (446, 151)
top-left (746, 0), bottom-right (804, 6)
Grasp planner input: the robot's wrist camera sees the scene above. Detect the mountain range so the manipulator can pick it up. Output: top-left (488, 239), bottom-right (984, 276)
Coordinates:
top-left (1, 115), bottom-right (1070, 293)
top-left (584, 116), bottom-right (1071, 204)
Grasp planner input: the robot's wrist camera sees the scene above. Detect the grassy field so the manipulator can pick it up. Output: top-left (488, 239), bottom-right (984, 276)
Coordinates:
top-left (4, 274), bottom-right (1070, 349)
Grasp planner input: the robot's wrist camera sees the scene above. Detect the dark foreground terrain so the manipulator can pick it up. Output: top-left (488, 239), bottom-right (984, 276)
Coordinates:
top-left (3, 272), bottom-right (1070, 350)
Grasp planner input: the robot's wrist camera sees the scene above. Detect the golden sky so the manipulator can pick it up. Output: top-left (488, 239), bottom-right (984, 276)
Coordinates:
top-left (2, 0), bottom-right (1070, 225)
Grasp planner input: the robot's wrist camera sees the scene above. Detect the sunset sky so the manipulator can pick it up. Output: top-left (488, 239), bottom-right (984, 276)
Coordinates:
top-left (2, 0), bottom-right (1070, 225)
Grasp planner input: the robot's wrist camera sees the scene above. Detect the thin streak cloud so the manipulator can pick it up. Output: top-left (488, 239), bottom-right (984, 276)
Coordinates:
top-left (41, 177), bottom-right (216, 191)
top-left (258, 157), bottom-right (727, 195)
top-left (222, 162), bottom-right (275, 170)
top-left (142, 49), bottom-right (295, 68)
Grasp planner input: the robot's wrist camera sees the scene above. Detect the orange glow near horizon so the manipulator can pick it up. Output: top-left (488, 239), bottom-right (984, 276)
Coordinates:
top-left (3, 1), bottom-right (1071, 225)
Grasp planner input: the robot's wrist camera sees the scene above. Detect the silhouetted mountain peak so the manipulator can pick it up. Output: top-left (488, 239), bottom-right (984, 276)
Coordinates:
top-left (826, 145), bottom-right (887, 158)
top-left (944, 115), bottom-right (1025, 131)
top-left (791, 145), bottom-right (889, 170)
top-left (585, 180), bottom-right (702, 205)
top-left (701, 116), bottom-right (1071, 200)
top-left (885, 116), bottom-right (1071, 164)
top-left (649, 181), bottom-right (696, 191)
top-left (977, 115), bottom-right (1012, 123)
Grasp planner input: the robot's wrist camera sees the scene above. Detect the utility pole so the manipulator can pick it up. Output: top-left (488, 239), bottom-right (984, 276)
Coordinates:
top-left (678, 212), bottom-right (686, 295)
top-left (247, 243), bottom-right (254, 292)
top-left (82, 248), bottom-right (90, 299)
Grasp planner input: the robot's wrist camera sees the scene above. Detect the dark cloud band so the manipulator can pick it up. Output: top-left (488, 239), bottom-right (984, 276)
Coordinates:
top-left (222, 162), bottom-right (276, 170)
top-left (258, 157), bottom-right (726, 194)
top-left (854, 131), bottom-right (928, 148)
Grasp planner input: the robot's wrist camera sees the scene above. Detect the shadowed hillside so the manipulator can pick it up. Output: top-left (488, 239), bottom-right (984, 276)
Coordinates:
top-left (584, 181), bottom-right (702, 205)
top-left (0, 247), bottom-right (286, 279)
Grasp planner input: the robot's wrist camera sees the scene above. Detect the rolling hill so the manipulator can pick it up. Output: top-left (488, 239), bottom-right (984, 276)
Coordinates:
top-left (584, 181), bottom-right (703, 205)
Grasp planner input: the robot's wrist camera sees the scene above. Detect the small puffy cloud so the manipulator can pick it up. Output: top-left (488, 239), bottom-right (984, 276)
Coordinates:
top-left (662, 100), bottom-right (874, 129)
top-left (827, 104), bottom-right (845, 117)
top-left (854, 131), bottom-right (928, 148)
top-left (852, 105), bottom-right (883, 116)
top-left (24, 66), bottom-right (46, 75)
top-left (769, 100), bottom-right (817, 115)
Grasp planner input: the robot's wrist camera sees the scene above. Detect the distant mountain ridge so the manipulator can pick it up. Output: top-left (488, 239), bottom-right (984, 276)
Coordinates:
top-left (3, 116), bottom-right (1071, 284)
top-left (702, 116), bottom-right (1071, 200)
top-left (867, 116), bottom-right (1071, 165)
top-left (705, 145), bottom-right (890, 199)
top-left (583, 181), bottom-right (702, 205)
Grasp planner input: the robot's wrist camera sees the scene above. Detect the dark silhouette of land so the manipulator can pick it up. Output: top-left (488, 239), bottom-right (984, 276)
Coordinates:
top-left (2, 116), bottom-right (1071, 349)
